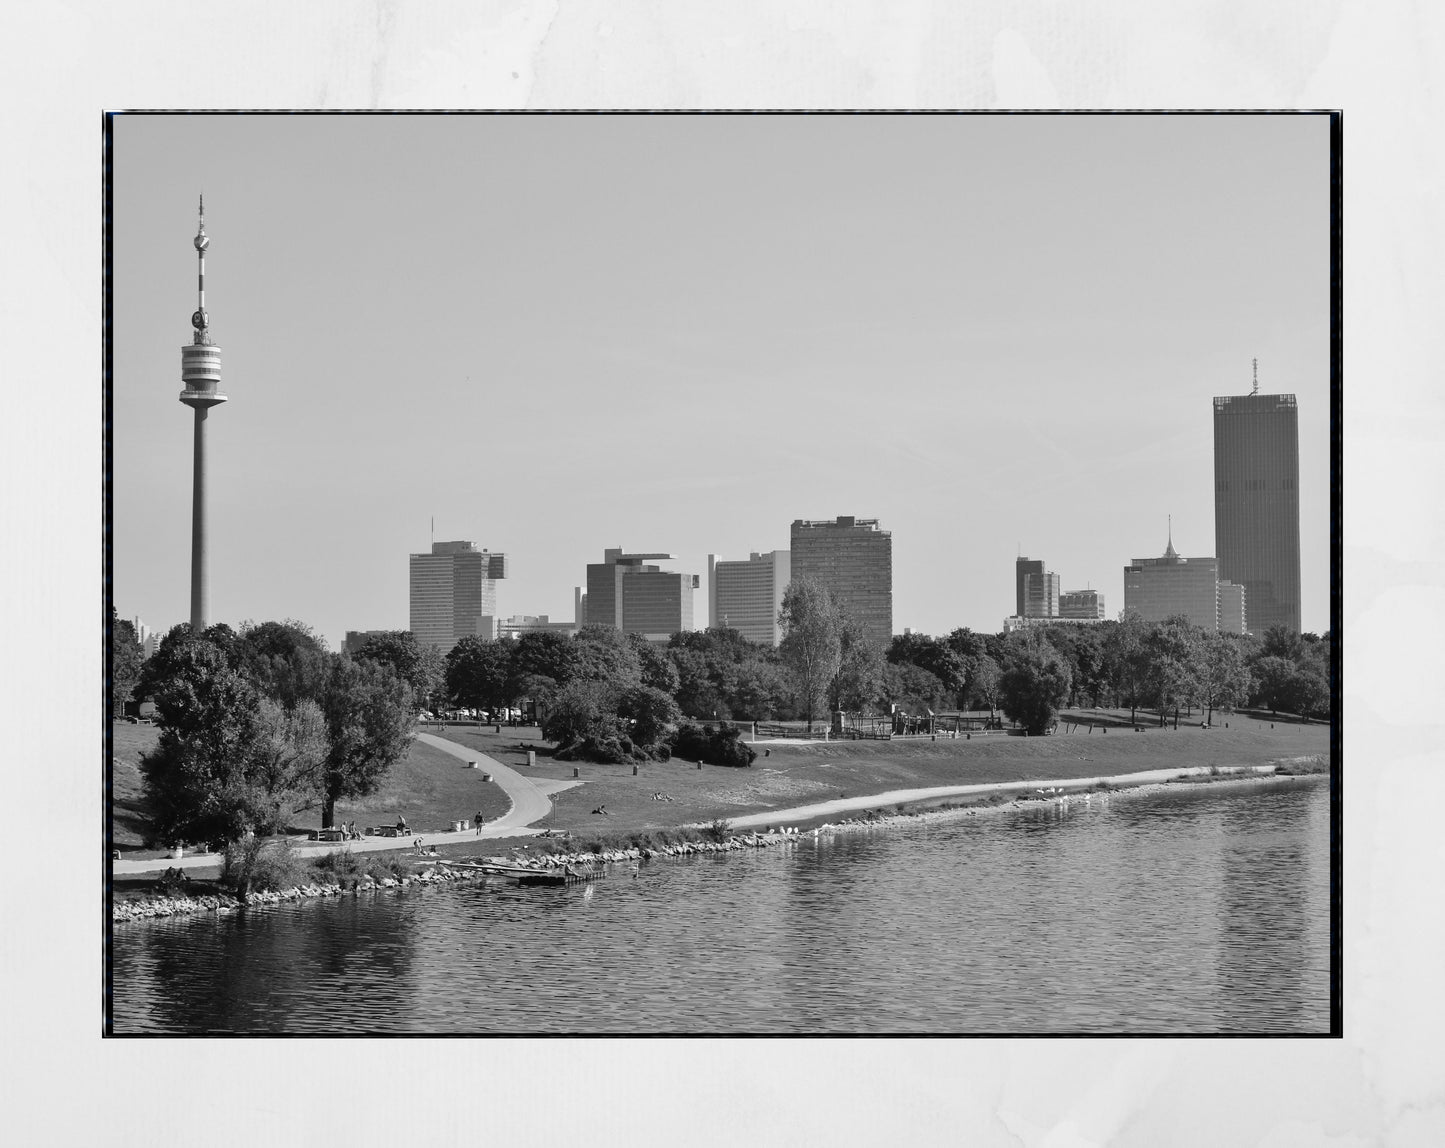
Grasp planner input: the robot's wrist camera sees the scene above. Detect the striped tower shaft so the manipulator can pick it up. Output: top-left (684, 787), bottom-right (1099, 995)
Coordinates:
top-left (190, 407), bottom-right (208, 631)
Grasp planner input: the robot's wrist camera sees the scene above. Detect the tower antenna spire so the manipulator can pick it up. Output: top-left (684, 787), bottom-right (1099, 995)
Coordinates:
top-left (1252, 357), bottom-right (1258, 395)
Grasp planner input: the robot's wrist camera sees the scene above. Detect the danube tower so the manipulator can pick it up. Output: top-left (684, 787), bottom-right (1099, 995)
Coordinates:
top-left (178, 197), bottom-right (227, 631)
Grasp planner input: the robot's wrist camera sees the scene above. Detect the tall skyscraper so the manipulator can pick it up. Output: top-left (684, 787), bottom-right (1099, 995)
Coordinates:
top-left (179, 197), bottom-right (227, 632)
top-left (1015, 557), bottom-right (1044, 618)
top-left (708, 550), bottom-right (791, 646)
top-left (585, 549), bottom-right (697, 640)
top-left (409, 541), bottom-right (509, 655)
top-left (1213, 378), bottom-right (1301, 634)
top-left (790, 517), bottom-right (892, 648)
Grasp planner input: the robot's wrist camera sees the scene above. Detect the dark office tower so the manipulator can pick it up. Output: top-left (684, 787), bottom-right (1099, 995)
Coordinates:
top-left (1015, 558), bottom-right (1045, 618)
top-left (1213, 387), bottom-right (1301, 634)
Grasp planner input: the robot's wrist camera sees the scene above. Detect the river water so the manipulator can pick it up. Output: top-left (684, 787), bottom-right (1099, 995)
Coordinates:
top-left (110, 777), bottom-right (1332, 1034)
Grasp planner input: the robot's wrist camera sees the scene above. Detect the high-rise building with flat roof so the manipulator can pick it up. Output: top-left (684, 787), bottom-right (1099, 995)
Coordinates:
top-left (1059, 589), bottom-right (1106, 620)
top-left (1213, 386), bottom-right (1301, 634)
top-left (409, 541), bottom-right (509, 655)
top-left (708, 550), bottom-right (791, 646)
top-left (1015, 558), bottom-right (1045, 618)
top-left (585, 549), bottom-right (697, 640)
top-left (790, 517), bottom-right (892, 649)
top-left (1023, 571), bottom-right (1061, 618)
top-left (1013, 557), bottom-right (1062, 619)
top-left (1123, 534), bottom-right (1222, 630)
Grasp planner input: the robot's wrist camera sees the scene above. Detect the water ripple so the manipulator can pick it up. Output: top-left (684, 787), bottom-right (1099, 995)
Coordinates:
top-left (112, 778), bottom-right (1330, 1034)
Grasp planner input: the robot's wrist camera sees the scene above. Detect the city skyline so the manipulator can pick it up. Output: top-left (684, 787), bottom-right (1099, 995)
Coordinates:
top-left (112, 114), bottom-right (1331, 649)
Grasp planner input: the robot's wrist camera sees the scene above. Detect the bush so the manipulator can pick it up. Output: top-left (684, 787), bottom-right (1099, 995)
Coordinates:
top-left (671, 721), bottom-right (757, 768)
top-left (704, 818), bottom-right (732, 843)
top-left (222, 837), bottom-right (306, 896)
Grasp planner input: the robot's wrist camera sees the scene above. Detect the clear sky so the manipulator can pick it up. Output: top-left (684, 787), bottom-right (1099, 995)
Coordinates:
top-left (112, 113), bottom-right (1331, 649)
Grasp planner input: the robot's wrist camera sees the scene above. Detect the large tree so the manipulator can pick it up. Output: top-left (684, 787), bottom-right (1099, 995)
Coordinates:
top-left (627, 632), bottom-right (681, 695)
top-left (777, 578), bottom-right (843, 731)
top-left (506, 630), bottom-right (581, 705)
top-left (999, 636), bottom-right (1072, 736)
top-left (887, 632), bottom-right (969, 703)
top-left (353, 631), bottom-right (443, 714)
top-left (881, 662), bottom-right (951, 718)
top-left (139, 640), bottom-right (322, 845)
top-left (1200, 632), bottom-right (1254, 724)
top-left (829, 616), bottom-right (885, 713)
top-left (111, 608), bottom-right (144, 719)
top-left (969, 654), bottom-right (1003, 723)
top-left (1103, 610), bottom-right (1151, 722)
top-left (236, 619), bottom-right (331, 709)
top-left (445, 635), bottom-right (514, 713)
top-left (571, 624), bottom-right (644, 685)
top-left (1143, 615), bottom-right (1206, 720)
top-left (317, 655), bottom-right (415, 827)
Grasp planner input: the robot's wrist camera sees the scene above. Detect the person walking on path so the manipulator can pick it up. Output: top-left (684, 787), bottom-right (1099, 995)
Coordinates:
top-left (474, 810), bottom-right (485, 836)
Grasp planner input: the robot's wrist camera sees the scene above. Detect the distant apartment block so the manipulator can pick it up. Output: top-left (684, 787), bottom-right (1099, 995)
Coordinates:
top-left (1002, 615), bottom-right (1107, 634)
top-left (1123, 535), bottom-right (1232, 631)
top-left (585, 549), bottom-right (698, 641)
top-left (409, 540), bottom-right (509, 656)
top-left (1059, 589), bottom-right (1106, 620)
top-left (790, 516), bottom-right (892, 649)
top-left (493, 615), bottom-right (580, 640)
top-left (1213, 390), bottom-right (1301, 633)
top-left (344, 629), bottom-right (391, 655)
top-left (708, 550), bottom-right (791, 645)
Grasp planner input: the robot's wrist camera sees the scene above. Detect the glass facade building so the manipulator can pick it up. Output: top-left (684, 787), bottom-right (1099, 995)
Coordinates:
top-left (585, 549), bottom-right (697, 640)
top-left (1123, 540), bottom-right (1221, 630)
top-left (790, 517), bottom-right (893, 649)
top-left (408, 541), bottom-right (508, 655)
top-left (708, 550), bottom-right (791, 646)
top-left (1213, 392), bottom-right (1301, 634)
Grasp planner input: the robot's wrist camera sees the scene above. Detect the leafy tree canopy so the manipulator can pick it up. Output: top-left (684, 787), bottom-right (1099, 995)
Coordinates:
top-left (778, 578), bottom-right (843, 730)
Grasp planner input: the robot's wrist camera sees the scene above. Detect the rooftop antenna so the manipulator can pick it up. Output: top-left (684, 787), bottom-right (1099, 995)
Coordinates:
top-left (431, 516), bottom-right (434, 548)
top-left (1251, 358), bottom-right (1259, 395)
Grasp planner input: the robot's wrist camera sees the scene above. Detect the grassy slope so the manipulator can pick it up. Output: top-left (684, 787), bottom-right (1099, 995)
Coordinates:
top-left (426, 710), bottom-right (1327, 835)
top-left (107, 724), bottom-right (511, 852)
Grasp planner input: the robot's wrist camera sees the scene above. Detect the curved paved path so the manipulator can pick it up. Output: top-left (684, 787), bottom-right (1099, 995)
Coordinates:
top-left (113, 735), bottom-right (574, 876)
top-left (413, 732), bottom-right (558, 830)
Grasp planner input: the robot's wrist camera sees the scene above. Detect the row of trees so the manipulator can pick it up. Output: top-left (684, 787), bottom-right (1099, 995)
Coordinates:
top-left (130, 620), bottom-right (418, 846)
top-left (115, 599), bottom-right (1331, 807)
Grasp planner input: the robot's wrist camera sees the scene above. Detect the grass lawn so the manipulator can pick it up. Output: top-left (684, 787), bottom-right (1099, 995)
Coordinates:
top-left (425, 708), bottom-right (1328, 836)
top-left (107, 723), bottom-right (512, 853)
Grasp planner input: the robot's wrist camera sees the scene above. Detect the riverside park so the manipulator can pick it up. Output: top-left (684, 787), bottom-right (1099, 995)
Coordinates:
top-left (111, 706), bottom-right (1328, 891)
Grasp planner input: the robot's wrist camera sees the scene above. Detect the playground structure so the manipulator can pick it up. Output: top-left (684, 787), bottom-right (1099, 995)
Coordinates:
top-left (748, 711), bottom-right (1003, 742)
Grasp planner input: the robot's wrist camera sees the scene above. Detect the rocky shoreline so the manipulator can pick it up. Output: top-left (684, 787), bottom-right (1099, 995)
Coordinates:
top-left (110, 832), bottom-right (802, 925)
top-left (112, 765), bottom-right (1323, 927)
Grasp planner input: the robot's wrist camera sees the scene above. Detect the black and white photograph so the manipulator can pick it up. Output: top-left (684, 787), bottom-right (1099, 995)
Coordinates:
top-left (5, 4), bottom-right (1439, 1142)
top-left (105, 111), bottom-right (1335, 1037)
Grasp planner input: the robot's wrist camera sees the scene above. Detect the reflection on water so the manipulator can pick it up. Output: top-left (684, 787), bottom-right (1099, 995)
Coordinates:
top-left (111, 778), bottom-right (1330, 1034)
